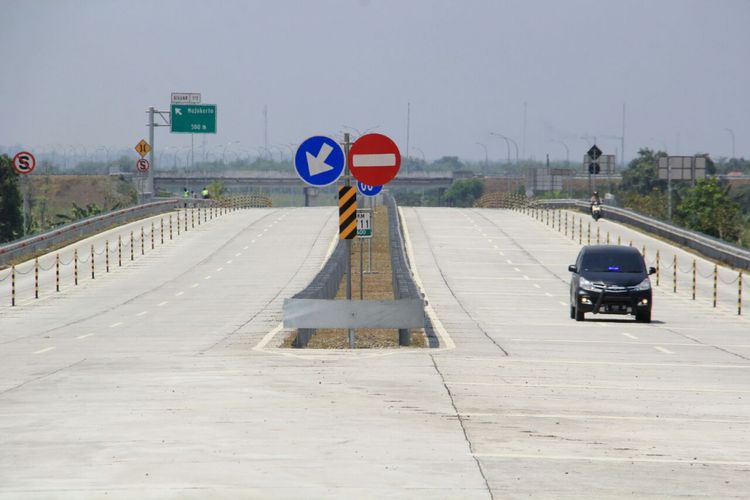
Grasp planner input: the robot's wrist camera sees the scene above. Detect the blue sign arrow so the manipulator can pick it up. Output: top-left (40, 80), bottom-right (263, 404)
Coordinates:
top-left (294, 136), bottom-right (345, 187)
top-left (356, 181), bottom-right (383, 197)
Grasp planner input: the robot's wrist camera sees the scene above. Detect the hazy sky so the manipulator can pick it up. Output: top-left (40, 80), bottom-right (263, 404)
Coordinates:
top-left (2, 0), bottom-right (748, 164)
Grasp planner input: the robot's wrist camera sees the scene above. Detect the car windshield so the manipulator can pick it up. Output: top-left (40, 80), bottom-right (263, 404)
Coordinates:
top-left (581, 251), bottom-right (644, 273)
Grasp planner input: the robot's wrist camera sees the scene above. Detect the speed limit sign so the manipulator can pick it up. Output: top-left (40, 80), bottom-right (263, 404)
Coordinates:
top-left (136, 158), bottom-right (150, 173)
top-left (13, 151), bottom-right (36, 175)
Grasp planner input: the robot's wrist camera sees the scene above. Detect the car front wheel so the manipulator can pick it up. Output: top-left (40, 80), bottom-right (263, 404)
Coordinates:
top-left (575, 303), bottom-right (585, 321)
top-left (635, 309), bottom-right (651, 323)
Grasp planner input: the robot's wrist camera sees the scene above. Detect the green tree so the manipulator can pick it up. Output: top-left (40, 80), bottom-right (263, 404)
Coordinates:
top-left (0, 155), bottom-right (24, 243)
top-left (444, 179), bottom-right (484, 207)
top-left (675, 178), bottom-right (742, 241)
top-left (619, 148), bottom-right (667, 195)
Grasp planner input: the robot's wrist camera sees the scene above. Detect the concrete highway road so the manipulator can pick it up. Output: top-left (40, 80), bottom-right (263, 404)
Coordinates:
top-left (1, 205), bottom-right (748, 498)
top-left (402, 207), bottom-right (750, 498)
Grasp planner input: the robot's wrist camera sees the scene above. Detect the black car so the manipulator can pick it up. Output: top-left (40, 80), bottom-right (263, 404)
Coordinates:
top-left (569, 245), bottom-right (656, 323)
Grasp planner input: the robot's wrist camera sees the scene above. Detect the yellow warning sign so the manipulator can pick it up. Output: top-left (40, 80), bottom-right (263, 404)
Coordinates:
top-left (135, 139), bottom-right (151, 158)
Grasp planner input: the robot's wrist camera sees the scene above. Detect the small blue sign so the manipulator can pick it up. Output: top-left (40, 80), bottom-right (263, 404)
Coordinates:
top-left (294, 136), bottom-right (345, 187)
top-left (357, 181), bottom-right (383, 197)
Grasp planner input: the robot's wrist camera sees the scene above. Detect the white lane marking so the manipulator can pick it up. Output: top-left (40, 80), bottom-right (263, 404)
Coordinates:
top-left (226, 260), bottom-right (233, 264)
top-left (545, 292), bottom-right (553, 297)
top-left (461, 413), bottom-right (750, 424)
top-left (499, 251), bottom-right (505, 256)
top-left (622, 332), bottom-right (638, 340)
top-left (352, 153), bottom-right (396, 167)
top-left (506, 259), bottom-right (513, 265)
top-left (655, 346), bottom-right (674, 354)
top-left (175, 291), bottom-right (184, 297)
top-left (451, 381), bottom-right (750, 394)
top-left (472, 453), bottom-right (750, 467)
top-left (76, 333), bottom-right (94, 340)
top-left (191, 283), bottom-right (199, 289)
top-left (256, 234), bottom-right (263, 238)
top-left (216, 267), bottom-right (224, 272)
top-left (533, 283), bottom-right (541, 288)
top-left (33, 347), bottom-right (55, 354)
top-left (559, 301), bottom-right (567, 306)
top-left (235, 252), bottom-right (241, 257)
top-left (251, 240), bottom-right (256, 244)
top-left (109, 322), bottom-right (123, 328)
top-left (157, 301), bottom-right (168, 306)
top-left (513, 267), bottom-right (521, 272)
top-left (458, 357), bottom-right (750, 369)
top-left (205, 275), bottom-right (212, 280)
top-left (136, 311), bottom-right (148, 317)
top-left (243, 246), bottom-right (249, 250)
top-left (523, 275), bottom-right (530, 280)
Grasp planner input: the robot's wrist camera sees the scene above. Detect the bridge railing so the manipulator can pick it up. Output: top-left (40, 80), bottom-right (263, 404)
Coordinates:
top-left (532, 199), bottom-right (750, 270)
top-left (0, 199), bottom-right (190, 267)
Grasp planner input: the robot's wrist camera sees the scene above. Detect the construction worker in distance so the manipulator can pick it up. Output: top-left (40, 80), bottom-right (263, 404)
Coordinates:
top-left (183, 188), bottom-right (189, 208)
top-left (201, 186), bottom-right (210, 199)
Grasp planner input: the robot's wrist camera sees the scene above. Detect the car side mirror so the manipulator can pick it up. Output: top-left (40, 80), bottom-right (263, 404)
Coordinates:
top-left (568, 265), bottom-right (577, 273)
top-left (648, 267), bottom-right (656, 275)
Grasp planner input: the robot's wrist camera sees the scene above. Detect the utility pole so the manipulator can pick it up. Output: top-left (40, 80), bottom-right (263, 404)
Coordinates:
top-left (405, 102), bottom-right (411, 174)
top-left (621, 102), bottom-right (626, 169)
top-left (147, 106), bottom-right (155, 200)
top-left (522, 101), bottom-right (527, 160)
top-left (263, 105), bottom-right (269, 155)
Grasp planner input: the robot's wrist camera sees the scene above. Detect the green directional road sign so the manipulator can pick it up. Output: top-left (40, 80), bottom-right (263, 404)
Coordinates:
top-left (170, 104), bottom-right (217, 134)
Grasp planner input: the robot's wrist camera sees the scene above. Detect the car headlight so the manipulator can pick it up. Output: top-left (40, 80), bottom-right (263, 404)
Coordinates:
top-left (632, 278), bottom-right (651, 291)
top-left (579, 277), bottom-right (597, 292)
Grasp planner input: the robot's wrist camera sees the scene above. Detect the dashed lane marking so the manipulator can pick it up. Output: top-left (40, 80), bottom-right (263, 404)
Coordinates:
top-left (109, 322), bottom-right (123, 328)
top-left (33, 347), bottom-right (55, 354)
top-left (76, 333), bottom-right (94, 340)
top-left (533, 283), bottom-right (541, 288)
top-left (243, 246), bottom-right (249, 250)
top-left (471, 453), bottom-right (750, 467)
top-left (235, 252), bottom-right (242, 257)
top-left (205, 275), bottom-right (212, 280)
top-left (226, 260), bottom-right (233, 264)
top-left (175, 291), bottom-right (184, 297)
top-left (513, 267), bottom-right (521, 272)
top-left (191, 283), bottom-right (199, 289)
top-left (216, 267), bottom-right (224, 272)
top-left (545, 292), bottom-right (553, 297)
top-left (136, 311), bottom-right (148, 317)
top-left (157, 301), bottom-right (168, 306)
top-left (655, 346), bottom-right (674, 354)
top-left (506, 259), bottom-right (513, 265)
top-left (622, 332), bottom-right (638, 340)
top-left (558, 301), bottom-right (567, 306)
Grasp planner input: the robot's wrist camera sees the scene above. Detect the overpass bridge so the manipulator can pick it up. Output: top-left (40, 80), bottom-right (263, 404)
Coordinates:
top-left (1, 203), bottom-right (748, 497)
top-left (154, 171), bottom-right (457, 194)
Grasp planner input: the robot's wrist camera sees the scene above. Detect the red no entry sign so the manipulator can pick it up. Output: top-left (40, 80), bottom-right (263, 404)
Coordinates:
top-left (348, 133), bottom-right (401, 186)
top-left (13, 151), bottom-right (36, 175)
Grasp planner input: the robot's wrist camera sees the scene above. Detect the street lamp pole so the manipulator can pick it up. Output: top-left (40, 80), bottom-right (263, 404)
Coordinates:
top-left (476, 142), bottom-right (489, 175)
top-left (490, 133), bottom-right (511, 164)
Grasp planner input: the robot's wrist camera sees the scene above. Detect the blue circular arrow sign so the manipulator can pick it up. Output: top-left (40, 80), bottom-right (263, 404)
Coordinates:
top-left (294, 136), bottom-right (345, 187)
top-left (356, 181), bottom-right (383, 197)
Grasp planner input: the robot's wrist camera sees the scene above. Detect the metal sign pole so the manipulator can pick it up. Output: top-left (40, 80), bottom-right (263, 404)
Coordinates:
top-left (368, 195), bottom-right (374, 273)
top-left (148, 107), bottom-right (155, 200)
top-left (343, 133), bottom-right (355, 348)
top-left (360, 238), bottom-right (364, 300)
top-left (667, 159), bottom-right (672, 221)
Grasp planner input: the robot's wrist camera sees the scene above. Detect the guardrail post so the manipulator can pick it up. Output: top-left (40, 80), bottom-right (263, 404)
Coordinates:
top-left (151, 222), bottom-right (155, 250)
top-left (587, 222), bottom-right (591, 244)
top-left (596, 227), bottom-right (600, 244)
top-left (656, 250), bottom-right (660, 286)
top-left (191, 208), bottom-right (195, 228)
top-left (184, 210), bottom-right (188, 232)
top-left (34, 258), bottom-right (39, 299)
top-left (56, 254), bottom-right (60, 292)
top-left (558, 210), bottom-right (561, 231)
top-left (130, 231), bottom-right (134, 261)
top-left (546, 209), bottom-right (549, 226)
top-left (118, 235), bottom-right (122, 267)
top-left (105, 240), bottom-right (110, 273)
top-left (579, 218), bottom-right (582, 244)
top-left (141, 226), bottom-right (145, 255)
top-left (11, 265), bottom-right (15, 306)
top-left (160, 219), bottom-right (164, 245)
top-left (713, 264), bottom-right (718, 307)
top-left (606, 231), bottom-right (610, 244)
top-left (672, 254), bottom-right (676, 293)
top-left (399, 329), bottom-right (411, 346)
top-left (565, 213), bottom-right (568, 236)
top-left (204, 207), bottom-right (207, 223)
top-left (617, 235), bottom-right (621, 245)
top-left (169, 215), bottom-right (173, 239)
top-left (692, 259), bottom-right (696, 300)
top-left (74, 249), bottom-right (79, 285)
top-left (91, 244), bottom-right (95, 280)
top-left (739, 271), bottom-right (743, 316)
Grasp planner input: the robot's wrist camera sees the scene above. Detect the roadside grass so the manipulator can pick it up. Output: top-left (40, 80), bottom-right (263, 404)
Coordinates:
top-left (283, 203), bottom-right (426, 348)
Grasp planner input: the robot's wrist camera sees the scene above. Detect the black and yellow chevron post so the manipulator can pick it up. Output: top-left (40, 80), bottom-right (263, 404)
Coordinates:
top-left (339, 186), bottom-right (358, 240)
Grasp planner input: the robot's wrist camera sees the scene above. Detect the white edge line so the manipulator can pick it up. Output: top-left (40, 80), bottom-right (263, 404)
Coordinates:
top-left (399, 206), bottom-right (455, 350)
top-left (33, 346), bottom-right (55, 354)
top-left (76, 333), bottom-right (94, 340)
top-left (254, 322), bottom-right (284, 351)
